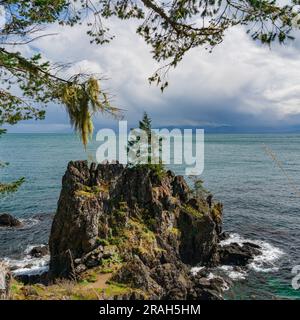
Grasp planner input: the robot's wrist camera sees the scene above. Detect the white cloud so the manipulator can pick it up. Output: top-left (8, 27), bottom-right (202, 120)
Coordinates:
top-left (9, 17), bottom-right (300, 131)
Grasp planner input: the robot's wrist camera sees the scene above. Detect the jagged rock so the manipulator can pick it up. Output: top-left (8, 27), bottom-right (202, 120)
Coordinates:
top-left (189, 274), bottom-right (225, 300)
top-left (178, 209), bottom-right (219, 266)
top-left (81, 246), bottom-right (104, 268)
top-left (49, 161), bottom-right (106, 278)
top-left (49, 161), bottom-right (224, 278)
top-left (74, 264), bottom-right (87, 274)
top-left (0, 213), bottom-right (22, 228)
top-left (172, 176), bottom-right (190, 203)
top-left (219, 242), bottom-right (262, 266)
top-left (102, 245), bottom-right (117, 259)
top-left (29, 245), bottom-right (49, 258)
top-left (150, 263), bottom-right (191, 299)
top-left (48, 161), bottom-right (238, 299)
top-left (112, 256), bottom-right (163, 298)
top-left (219, 231), bottom-right (230, 241)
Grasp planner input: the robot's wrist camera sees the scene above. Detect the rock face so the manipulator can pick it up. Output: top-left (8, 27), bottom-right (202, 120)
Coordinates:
top-left (0, 213), bottom-right (22, 228)
top-left (49, 161), bottom-right (260, 299)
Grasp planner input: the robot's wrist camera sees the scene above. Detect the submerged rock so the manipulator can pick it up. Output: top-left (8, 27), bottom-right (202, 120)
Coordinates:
top-left (0, 213), bottom-right (22, 228)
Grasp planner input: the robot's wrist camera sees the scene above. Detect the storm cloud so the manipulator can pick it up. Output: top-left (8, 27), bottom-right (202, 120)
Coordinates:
top-left (6, 18), bottom-right (300, 132)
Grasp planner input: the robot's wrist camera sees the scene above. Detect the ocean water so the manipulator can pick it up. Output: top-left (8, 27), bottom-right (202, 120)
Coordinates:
top-left (0, 133), bottom-right (300, 299)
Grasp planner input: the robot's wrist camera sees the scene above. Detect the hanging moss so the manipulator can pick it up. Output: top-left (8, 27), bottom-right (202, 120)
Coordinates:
top-left (58, 77), bottom-right (118, 147)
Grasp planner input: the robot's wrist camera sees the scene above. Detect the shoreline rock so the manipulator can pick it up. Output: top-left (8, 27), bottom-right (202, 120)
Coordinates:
top-left (0, 213), bottom-right (22, 228)
top-left (29, 245), bottom-right (49, 258)
top-left (219, 242), bottom-right (262, 266)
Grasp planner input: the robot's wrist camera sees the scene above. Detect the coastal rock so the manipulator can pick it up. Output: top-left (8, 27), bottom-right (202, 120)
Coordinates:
top-left (178, 208), bottom-right (219, 266)
top-left (219, 231), bottom-right (230, 241)
top-left (172, 176), bottom-right (190, 203)
top-left (112, 256), bottom-right (164, 298)
top-left (48, 161), bottom-right (251, 300)
top-left (29, 245), bottom-right (49, 258)
top-left (219, 242), bottom-right (262, 266)
top-left (150, 263), bottom-right (191, 299)
top-left (0, 213), bottom-right (22, 228)
top-left (189, 273), bottom-right (225, 300)
top-left (49, 161), bottom-right (105, 278)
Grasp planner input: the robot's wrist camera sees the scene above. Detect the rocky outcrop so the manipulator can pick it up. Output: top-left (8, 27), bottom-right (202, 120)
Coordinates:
top-left (0, 213), bottom-right (22, 228)
top-left (219, 242), bottom-right (261, 266)
top-left (29, 245), bottom-right (49, 258)
top-left (48, 161), bottom-right (260, 299)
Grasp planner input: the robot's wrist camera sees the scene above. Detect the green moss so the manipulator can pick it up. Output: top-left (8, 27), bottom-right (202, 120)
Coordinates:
top-left (168, 227), bottom-right (181, 237)
top-left (100, 268), bottom-right (113, 274)
top-left (104, 281), bottom-right (131, 297)
top-left (144, 216), bottom-right (157, 231)
top-left (122, 219), bottom-right (158, 257)
top-left (118, 201), bottom-right (128, 211)
top-left (96, 238), bottom-right (109, 246)
top-left (75, 190), bottom-right (95, 198)
top-left (114, 210), bottom-right (127, 219)
top-left (78, 279), bottom-right (90, 286)
top-left (211, 203), bottom-right (222, 223)
top-left (183, 205), bottom-right (204, 219)
top-left (108, 236), bottom-right (124, 246)
top-left (75, 184), bottom-right (107, 198)
top-left (86, 273), bottom-right (97, 283)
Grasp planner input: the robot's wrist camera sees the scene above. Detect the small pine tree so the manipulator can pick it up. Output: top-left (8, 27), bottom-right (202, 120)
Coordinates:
top-left (128, 112), bottom-right (165, 178)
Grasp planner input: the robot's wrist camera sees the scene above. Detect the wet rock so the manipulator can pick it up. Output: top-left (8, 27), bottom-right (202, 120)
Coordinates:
top-left (0, 213), bottom-right (22, 228)
top-left (219, 231), bottom-right (230, 241)
top-left (219, 242), bottom-right (262, 266)
top-left (29, 245), bottom-right (49, 258)
top-left (189, 274), bottom-right (225, 300)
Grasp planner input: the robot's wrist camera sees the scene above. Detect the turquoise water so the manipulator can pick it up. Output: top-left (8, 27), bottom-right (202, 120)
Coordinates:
top-left (1, 133), bottom-right (300, 299)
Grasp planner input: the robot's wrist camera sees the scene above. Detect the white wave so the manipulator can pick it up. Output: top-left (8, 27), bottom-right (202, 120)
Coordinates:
top-left (190, 266), bottom-right (204, 276)
top-left (207, 272), bottom-right (217, 280)
top-left (218, 265), bottom-right (247, 280)
top-left (220, 233), bottom-right (284, 273)
top-left (4, 244), bottom-right (49, 276)
top-left (19, 218), bottom-right (40, 228)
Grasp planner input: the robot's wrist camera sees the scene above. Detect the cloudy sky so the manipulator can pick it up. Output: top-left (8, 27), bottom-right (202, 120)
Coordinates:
top-left (6, 16), bottom-right (300, 133)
